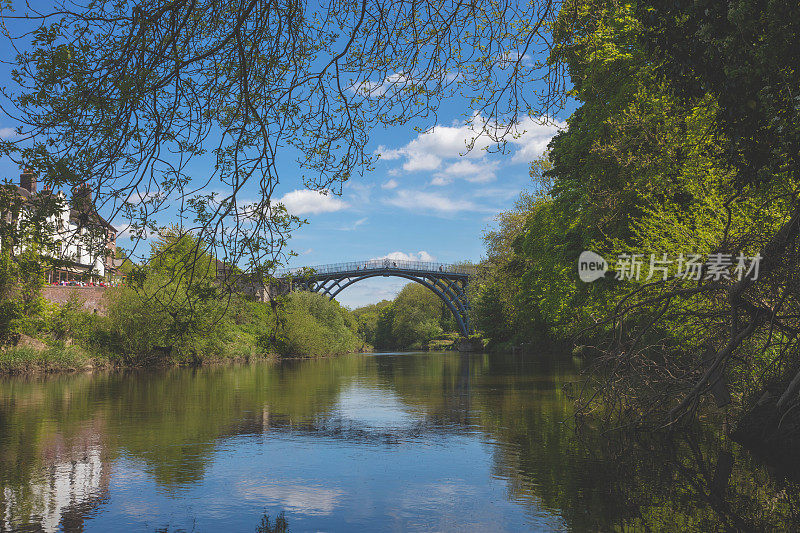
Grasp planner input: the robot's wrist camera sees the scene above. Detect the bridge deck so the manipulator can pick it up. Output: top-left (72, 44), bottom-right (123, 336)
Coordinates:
top-left (277, 259), bottom-right (474, 279)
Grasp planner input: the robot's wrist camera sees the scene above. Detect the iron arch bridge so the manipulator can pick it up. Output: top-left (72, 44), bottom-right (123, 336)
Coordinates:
top-left (276, 259), bottom-right (475, 337)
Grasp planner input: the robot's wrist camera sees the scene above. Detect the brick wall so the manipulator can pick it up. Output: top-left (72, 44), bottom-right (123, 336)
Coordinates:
top-left (42, 286), bottom-right (108, 314)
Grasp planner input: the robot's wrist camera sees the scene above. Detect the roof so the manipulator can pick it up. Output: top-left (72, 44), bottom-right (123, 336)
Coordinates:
top-left (4, 183), bottom-right (115, 232)
top-left (69, 205), bottom-right (116, 232)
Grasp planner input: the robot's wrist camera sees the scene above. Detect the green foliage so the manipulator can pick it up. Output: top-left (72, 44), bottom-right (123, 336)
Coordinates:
top-left (0, 247), bottom-right (48, 342)
top-left (464, 0), bottom-right (800, 429)
top-left (0, 224), bottom-right (370, 368)
top-left (351, 300), bottom-right (392, 347)
top-left (470, 189), bottom-right (549, 346)
top-left (641, 0), bottom-right (800, 187)
top-left (471, 0), bottom-right (790, 345)
top-left (355, 283), bottom-right (458, 351)
top-left (390, 284), bottom-right (445, 349)
top-left (374, 303), bottom-right (396, 350)
top-left (94, 228), bottom-right (259, 364)
top-left (269, 292), bottom-right (361, 357)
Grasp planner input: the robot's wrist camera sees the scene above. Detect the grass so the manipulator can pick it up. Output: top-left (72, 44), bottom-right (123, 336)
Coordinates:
top-left (0, 344), bottom-right (95, 373)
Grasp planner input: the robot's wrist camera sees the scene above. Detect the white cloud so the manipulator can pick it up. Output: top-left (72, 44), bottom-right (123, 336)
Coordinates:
top-left (374, 250), bottom-right (436, 262)
top-left (0, 127), bottom-right (19, 139)
top-left (351, 72), bottom-right (416, 97)
top-left (385, 190), bottom-right (477, 214)
top-left (381, 179), bottom-right (399, 189)
top-left (377, 114), bottom-right (564, 178)
top-left (509, 115), bottom-right (565, 163)
top-left (432, 159), bottom-right (499, 184)
top-left (495, 50), bottom-right (532, 69)
top-left (343, 181), bottom-right (372, 205)
top-left (376, 146), bottom-right (403, 161)
top-left (125, 189), bottom-right (162, 205)
top-left (278, 189), bottom-right (348, 215)
top-left (334, 216), bottom-right (368, 231)
top-left (114, 224), bottom-right (132, 239)
top-left (474, 187), bottom-right (520, 201)
top-left (376, 121), bottom-right (495, 173)
top-left (404, 152), bottom-right (442, 172)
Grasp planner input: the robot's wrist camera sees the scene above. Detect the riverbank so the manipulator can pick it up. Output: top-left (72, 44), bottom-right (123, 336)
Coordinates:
top-left (0, 340), bottom-right (281, 375)
top-left (0, 329), bottom-right (475, 375)
top-left (0, 287), bottom-right (368, 375)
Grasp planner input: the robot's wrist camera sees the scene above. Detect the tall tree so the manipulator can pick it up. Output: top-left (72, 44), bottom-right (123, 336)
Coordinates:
top-left (0, 0), bottom-right (565, 280)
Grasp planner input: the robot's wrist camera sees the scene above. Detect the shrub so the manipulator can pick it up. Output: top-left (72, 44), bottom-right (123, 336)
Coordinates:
top-left (271, 292), bottom-right (361, 357)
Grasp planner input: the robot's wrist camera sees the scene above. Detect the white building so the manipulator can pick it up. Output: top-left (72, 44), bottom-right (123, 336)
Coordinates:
top-left (2, 169), bottom-right (117, 282)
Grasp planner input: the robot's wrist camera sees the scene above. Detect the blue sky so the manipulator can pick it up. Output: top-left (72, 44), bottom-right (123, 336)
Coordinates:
top-left (273, 113), bottom-right (565, 307)
top-left (0, 4), bottom-right (573, 308)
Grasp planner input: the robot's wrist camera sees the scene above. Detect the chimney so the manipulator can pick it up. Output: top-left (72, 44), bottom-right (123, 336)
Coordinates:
top-left (72, 182), bottom-right (93, 211)
top-left (20, 167), bottom-right (37, 194)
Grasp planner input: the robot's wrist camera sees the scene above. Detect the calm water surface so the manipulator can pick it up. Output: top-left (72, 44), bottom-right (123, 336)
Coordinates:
top-left (1, 352), bottom-right (799, 531)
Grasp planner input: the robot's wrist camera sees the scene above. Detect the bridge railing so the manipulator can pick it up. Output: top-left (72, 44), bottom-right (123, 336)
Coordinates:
top-left (276, 259), bottom-right (476, 278)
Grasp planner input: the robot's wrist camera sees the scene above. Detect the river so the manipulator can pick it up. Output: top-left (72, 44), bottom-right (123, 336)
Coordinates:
top-left (1, 351), bottom-right (798, 531)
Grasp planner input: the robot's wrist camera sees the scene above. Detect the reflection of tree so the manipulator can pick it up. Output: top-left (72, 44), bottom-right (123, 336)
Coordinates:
top-left (256, 510), bottom-right (288, 533)
top-left (380, 353), bottom-right (800, 530)
top-left (0, 358), bottom-right (359, 527)
top-left (2, 353), bottom-right (800, 530)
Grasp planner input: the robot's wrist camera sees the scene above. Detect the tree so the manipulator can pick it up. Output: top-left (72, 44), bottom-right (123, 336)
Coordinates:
top-left (352, 299), bottom-right (392, 347)
top-left (390, 282), bottom-right (445, 349)
top-left (471, 185), bottom-right (545, 345)
top-left (595, 0), bottom-right (800, 437)
top-left (0, 0), bottom-right (565, 280)
top-left (466, 0), bottom-right (799, 435)
top-left (0, 183), bottom-right (63, 340)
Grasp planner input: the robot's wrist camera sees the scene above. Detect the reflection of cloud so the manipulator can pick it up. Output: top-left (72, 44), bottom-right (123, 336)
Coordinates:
top-left (334, 383), bottom-right (419, 429)
top-left (400, 481), bottom-right (479, 507)
top-left (237, 481), bottom-right (344, 516)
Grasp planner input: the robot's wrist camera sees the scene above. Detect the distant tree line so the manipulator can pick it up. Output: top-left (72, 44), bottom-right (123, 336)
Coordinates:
top-left (353, 283), bottom-right (459, 351)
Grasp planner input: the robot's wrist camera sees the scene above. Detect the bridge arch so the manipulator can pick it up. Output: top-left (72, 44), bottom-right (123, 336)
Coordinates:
top-left (323, 272), bottom-right (469, 337)
top-left (279, 260), bottom-right (472, 337)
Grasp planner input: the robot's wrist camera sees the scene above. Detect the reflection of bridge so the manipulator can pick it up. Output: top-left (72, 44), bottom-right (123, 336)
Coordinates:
top-left (276, 259), bottom-right (475, 337)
